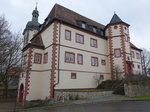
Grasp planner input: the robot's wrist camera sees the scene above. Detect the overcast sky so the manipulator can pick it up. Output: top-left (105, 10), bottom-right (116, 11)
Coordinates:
top-left (0, 0), bottom-right (150, 50)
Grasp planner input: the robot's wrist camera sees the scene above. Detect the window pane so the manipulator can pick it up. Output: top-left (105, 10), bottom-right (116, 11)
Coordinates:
top-left (77, 54), bottom-right (83, 64)
top-left (76, 34), bottom-right (84, 44)
top-left (115, 49), bottom-right (121, 57)
top-left (65, 52), bottom-right (75, 63)
top-left (35, 53), bottom-right (42, 64)
top-left (65, 30), bottom-right (71, 40)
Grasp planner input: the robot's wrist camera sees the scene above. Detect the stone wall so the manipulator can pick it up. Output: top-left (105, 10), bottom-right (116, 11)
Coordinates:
top-left (54, 90), bottom-right (113, 101)
top-left (124, 84), bottom-right (150, 97)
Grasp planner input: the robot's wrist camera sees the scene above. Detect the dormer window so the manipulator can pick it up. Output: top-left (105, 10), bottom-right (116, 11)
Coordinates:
top-left (81, 22), bottom-right (86, 28)
top-left (77, 21), bottom-right (86, 28)
top-left (93, 27), bottom-right (97, 33)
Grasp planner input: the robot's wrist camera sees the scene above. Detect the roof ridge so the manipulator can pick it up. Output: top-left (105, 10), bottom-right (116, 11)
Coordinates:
top-left (48, 3), bottom-right (105, 28)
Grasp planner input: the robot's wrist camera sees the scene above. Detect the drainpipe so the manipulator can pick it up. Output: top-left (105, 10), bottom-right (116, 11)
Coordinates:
top-left (53, 21), bottom-right (61, 97)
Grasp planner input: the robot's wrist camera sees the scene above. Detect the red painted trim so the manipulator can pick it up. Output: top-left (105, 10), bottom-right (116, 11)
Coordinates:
top-left (24, 47), bottom-right (33, 102)
top-left (120, 24), bottom-right (127, 74)
top-left (50, 21), bottom-right (59, 98)
top-left (43, 52), bottom-right (48, 64)
top-left (34, 53), bottom-right (42, 64)
top-left (108, 26), bottom-right (114, 79)
top-left (65, 51), bottom-right (75, 64)
top-left (75, 33), bottom-right (84, 44)
top-left (90, 38), bottom-right (98, 48)
top-left (105, 22), bottom-right (129, 30)
top-left (30, 68), bottom-right (111, 74)
top-left (114, 48), bottom-right (121, 58)
top-left (71, 73), bottom-right (77, 79)
top-left (65, 29), bottom-right (71, 41)
top-left (91, 56), bottom-right (99, 67)
top-left (60, 44), bottom-right (108, 57)
top-left (77, 54), bottom-right (83, 65)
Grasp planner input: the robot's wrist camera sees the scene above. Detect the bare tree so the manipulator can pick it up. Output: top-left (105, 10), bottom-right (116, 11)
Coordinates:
top-left (141, 48), bottom-right (150, 76)
top-left (0, 15), bottom-right (22, 99)
top-left (93, 74), bottom-right (103, 86)
top-left (114, 65), bottom-right (122, 80)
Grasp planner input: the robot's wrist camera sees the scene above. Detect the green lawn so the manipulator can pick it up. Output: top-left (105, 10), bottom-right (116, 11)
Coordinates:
top-left (131, 96), bottom-right (150, 100)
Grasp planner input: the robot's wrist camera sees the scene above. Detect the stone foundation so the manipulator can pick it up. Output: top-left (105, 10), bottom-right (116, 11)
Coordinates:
top-left (54, 90), bottom-right (113, 101)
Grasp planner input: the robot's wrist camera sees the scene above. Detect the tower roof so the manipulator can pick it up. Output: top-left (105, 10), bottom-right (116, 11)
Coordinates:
top-left (23, 5), bottom-right (40, 34)
top-left (109, 13), bottom-right (123, 24)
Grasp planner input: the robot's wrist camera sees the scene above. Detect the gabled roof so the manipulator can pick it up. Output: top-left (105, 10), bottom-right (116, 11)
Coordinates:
top-left (47, 4), bottom-right (105, 29)
top-left (130, 43), bottom-right (142, 51)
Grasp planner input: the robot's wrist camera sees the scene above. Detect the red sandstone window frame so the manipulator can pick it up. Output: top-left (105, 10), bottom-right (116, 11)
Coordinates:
top-left (34, 53), bottom-right (42, 64)
top-left (71, 73), bottom-right (77, 79)
top-left (75, 33), bottom-right (84, 44)
top-left (101, 59), bottom-right (106, 66)
top-left (90, 38), bottom-right (97, 48)
top-left (131, 51), bottom-right (135, 58)
top-left (65, 29), bottom-right (71, 41)
top-left (43, 52), bottom-right (48, 64)
top-left (77, 54), bottom-right (83, 65)
top-left (91, 56), bottom-right (99, 67)
top-left (114, 49), bottom-right (121, 57)
top-left (65, 51), bottom-right (75, 64)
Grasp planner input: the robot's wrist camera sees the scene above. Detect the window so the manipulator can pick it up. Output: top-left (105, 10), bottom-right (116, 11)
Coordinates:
top-left (133, 64), bottom-right (134, 68)
top-left (114, 49), bottom-right (121, 57)
top-left (136, 53), bottom-right (140, 59)
top-left (65, 30), bottom-right (71, 40)
top-left (76, 33), bottom-right (84, 44)
top-left (93, 27), bottom-right (97, 33)
top-left (65, 52), bottom-right (75, 63)
top-left (81, 22), bottom-right (86, 28)
top-left (34, 53), bottom-right (42, 64)
top-left (114, 25), bottom-right (118, 29)
top-left (91, 57), bottom-right (98, 66)
top-left (100, 75), bottom-right (104, 80)
top-left (131, 51), bottom-right (135, 58)
top-left (44, 53), bottom-right (48, 64)
top-left (77, 54), bottom-right (83, 64)
top-left (101, 59), bottom-right (106, 65)
top-left (90, 38), bottom-right (97, 48)
top-left (71, 73), bottom-right (77, 79)
top-left (138, 65), bottom-right (140, 69)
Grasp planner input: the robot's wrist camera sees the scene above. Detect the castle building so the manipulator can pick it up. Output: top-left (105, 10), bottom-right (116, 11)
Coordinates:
top-left (18, 4), bottom-right (143, 103)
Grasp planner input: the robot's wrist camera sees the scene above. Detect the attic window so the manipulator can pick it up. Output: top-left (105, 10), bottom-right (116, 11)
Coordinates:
top-left (76, 21), bottom-right (86, 28)
top-left (93, 27), bottom-right (97, 33)
top-left (81, 22), bottom-right (86, 28)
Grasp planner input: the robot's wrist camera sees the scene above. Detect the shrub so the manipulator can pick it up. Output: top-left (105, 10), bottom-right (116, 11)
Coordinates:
top-left (96, 80), bottom-right (118, 90)
top-left (113, 86), bottom-right (125, 95)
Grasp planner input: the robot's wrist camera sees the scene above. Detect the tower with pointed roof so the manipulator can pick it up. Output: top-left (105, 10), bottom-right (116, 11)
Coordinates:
top-left (105, 13), bottom-right (132, 78)
top-left (23, 5), bottom-right (40, 47)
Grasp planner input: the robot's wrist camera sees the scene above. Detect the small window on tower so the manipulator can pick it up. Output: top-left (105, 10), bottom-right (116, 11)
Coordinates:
top-left (114, 49), bottom-right (121, 57)
top-left (114, 25), bottom-right (118, 29)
